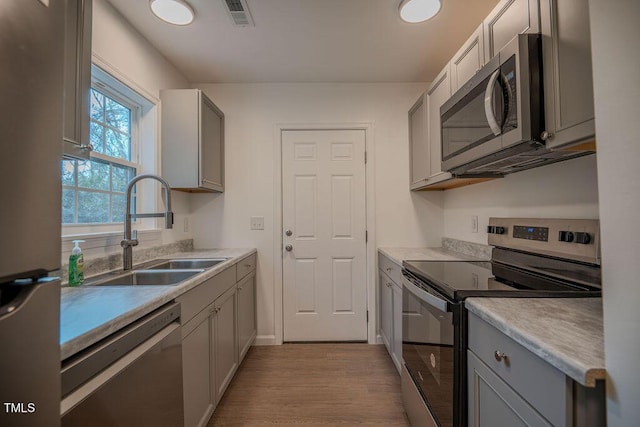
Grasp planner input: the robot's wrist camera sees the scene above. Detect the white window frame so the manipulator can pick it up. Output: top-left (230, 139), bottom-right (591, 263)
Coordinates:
top-left (62, 64), bottom-right (159, 239)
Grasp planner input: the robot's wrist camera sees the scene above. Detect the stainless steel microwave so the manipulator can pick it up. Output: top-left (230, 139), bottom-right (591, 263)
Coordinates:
top-left (440, 34), bottom-right (589, 175)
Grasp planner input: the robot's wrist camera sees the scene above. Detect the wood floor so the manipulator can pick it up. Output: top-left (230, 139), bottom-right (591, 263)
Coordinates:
top-left (208, 344), bottom-right (410, 426)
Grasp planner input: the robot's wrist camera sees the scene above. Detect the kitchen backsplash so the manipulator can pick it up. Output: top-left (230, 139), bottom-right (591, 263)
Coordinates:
top-left (442, 237), bottom-right (492, 259)
top-left (56, 239), bottom-right (194, 286)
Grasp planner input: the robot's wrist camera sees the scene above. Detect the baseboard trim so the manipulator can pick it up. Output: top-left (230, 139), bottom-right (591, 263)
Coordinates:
top-left (254, 335), bottom-right (277, 346)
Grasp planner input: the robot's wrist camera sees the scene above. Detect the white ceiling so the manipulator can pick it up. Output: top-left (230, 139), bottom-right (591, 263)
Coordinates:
top-left (106, 0), bottom-right (499, 83)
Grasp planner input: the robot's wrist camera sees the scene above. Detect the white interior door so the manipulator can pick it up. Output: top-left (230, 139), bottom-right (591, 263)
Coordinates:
top-left (282, 129), bottom-right (367, 341)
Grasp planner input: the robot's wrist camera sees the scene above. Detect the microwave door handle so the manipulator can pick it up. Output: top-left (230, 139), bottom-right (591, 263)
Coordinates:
top-left (500, 72), bottom-right (513, 129)
top-left (484, 69), bottom-right (502, 136)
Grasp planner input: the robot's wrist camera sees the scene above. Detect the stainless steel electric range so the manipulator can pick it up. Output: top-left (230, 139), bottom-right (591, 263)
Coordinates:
top-left (400, 218), bottom-right (601, 427)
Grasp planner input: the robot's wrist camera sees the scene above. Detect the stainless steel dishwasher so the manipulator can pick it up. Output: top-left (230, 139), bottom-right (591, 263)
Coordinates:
top-left (61, 302), bottom-right (183, 426)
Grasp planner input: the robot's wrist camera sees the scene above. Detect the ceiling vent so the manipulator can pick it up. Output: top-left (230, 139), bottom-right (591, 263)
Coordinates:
top-left (222, 0), bottom-right (254, 27)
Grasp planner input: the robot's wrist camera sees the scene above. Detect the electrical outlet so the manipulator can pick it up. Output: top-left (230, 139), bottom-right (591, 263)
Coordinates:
top-left (250, 216), bottom-right (264, 230)
top-left (183, 217), bottom-right (190, 233)
top-left (471, 215), bottom-right (479, 233)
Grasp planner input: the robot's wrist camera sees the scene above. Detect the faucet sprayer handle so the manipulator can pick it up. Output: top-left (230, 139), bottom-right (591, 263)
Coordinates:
top-left (165, 212), bottom-right (174, 229)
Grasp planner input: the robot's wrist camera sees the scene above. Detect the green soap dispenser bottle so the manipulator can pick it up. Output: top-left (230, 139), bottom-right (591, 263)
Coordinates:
top-left (68, 239), bottom-right (85, 286)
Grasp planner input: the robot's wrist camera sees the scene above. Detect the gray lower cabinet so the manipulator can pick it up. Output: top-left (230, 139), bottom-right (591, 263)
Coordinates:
top-left (161, 89), bottom-right (225, 192)
top-left (378, 252), bottom-right (402, 373)
top-left (468, 350), bottom-right (554, 426)
top-left (467, 312), bottom-right (605, 427)
top-left (391, 280), bottom-right (402, 371)
top-left (379, 271), bottom-right (393, 352)
top-left (212, 286), bottom-right (238, 405)
top-left (63, 0), bottom-right (92, 160)
top-left (182, 311), bottom-right (214, 427)
top-left (237, 272), bottom-right (257, 362)
top-left (178, 255), bottom-right (257, 427)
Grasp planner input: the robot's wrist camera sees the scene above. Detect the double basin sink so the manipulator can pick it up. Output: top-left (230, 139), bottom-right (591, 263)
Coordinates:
top-left (90, 258), bottom-right (227, 287)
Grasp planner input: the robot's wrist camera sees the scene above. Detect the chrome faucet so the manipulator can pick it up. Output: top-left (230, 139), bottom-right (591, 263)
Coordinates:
top-left (121, 174), bottom-right (174, 271)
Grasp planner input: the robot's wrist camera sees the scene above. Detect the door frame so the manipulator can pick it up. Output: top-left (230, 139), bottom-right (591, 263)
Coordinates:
top-left (273, 122), bottom-right (376, 345)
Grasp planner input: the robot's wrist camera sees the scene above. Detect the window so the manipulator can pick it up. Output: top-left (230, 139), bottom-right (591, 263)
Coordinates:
top-left (62, 88), bottom-right (139, 225)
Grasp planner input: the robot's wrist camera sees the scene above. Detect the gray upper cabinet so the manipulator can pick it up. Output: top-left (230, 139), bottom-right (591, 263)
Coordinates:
top-left (408, 64), bottom-right (452, 191)
top-left (450, 25), bottom-right (485, 94)
top-left (410, 63), bottom-right (495, 191)
top-left (408, 94), bottom-right (429, 189)
top-left (426, 65), bottom-right (452, 182)
top-left (63, 0), bottom-right (92, 160)
top-left (483, 0), bottom-right (540, 60)
top-left (161, 89), bottom-right (225, 192)
top-left (483, 0), bottom-right (595, 148)
top-left (539, 0), bottom-right (595, 149)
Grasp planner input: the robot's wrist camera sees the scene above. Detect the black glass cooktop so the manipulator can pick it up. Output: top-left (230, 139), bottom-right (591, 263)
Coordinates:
top-left (402, 260), bottom-right (601, 301)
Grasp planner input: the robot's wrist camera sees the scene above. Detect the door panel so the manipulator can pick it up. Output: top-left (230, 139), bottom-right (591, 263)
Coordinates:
top-left (283, 129), bottom-right (367, 341)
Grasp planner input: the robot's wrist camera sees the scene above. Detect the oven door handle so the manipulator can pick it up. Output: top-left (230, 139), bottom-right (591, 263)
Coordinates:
top-left (402, 277), bottom-right (449, 312)
top-left (484, 68), bottom-right (503, 136)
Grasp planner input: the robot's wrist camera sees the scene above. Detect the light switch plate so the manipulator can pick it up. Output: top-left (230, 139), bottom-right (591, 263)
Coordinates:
top-left (250, 216), bottom-right (264, 230)
top-left (471, 215), bottom-right (479, 233)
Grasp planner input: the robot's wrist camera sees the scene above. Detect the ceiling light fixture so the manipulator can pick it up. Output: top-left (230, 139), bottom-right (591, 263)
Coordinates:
top-left (399, 0), bottom-right (442, 23)
top-left (149, 0), bottom-right (195, 26)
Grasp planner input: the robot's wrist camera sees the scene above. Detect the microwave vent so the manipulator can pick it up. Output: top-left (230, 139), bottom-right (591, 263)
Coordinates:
top-left (223, 0), bottom-right (254, 27)
top-left (459, 145), bottom-right (594, 175)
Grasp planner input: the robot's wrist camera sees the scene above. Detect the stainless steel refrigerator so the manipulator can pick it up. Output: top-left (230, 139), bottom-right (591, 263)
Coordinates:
top-left (0, 0), bottom-right (65, 426)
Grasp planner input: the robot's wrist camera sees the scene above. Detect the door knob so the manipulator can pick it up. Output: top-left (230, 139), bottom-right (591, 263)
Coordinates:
top-left (285, 244), bottom-right (293, 252)
top-left (285, 229), bottom-right (292, 236)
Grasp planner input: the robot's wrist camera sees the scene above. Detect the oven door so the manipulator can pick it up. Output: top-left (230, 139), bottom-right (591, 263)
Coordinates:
top-left (402, 276), bottom-right (455, 427)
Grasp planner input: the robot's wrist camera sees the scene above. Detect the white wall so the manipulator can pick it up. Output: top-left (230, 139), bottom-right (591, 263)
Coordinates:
top-left (588, 1), bottom-right (640, 425)
top-left (77, 0), bottom-right (192, 257)
top-left (443, 155), bottom-right (600, 243)
top-left (189, 83), bottom-right (443, 343)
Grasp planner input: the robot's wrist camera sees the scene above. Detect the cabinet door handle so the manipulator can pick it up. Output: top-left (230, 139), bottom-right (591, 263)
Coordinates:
top-left (386, 267), bottom-right (393, 272)
top-left (244, 264), bottom-right (252, 268)
top-left (494, 350), bottom-right (508, 362)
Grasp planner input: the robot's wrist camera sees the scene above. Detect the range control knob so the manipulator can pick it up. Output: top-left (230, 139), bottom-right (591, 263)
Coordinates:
top-left (487, 226), bottom-right (506, 235)
top-left (575, 232), bottom-right (591, 244)
top-left (559, 231), bottom-right (575, 242)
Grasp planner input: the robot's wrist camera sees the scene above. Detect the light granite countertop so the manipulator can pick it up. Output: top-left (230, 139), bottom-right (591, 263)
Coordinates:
top-left (378, 246), bottom-right (489, 266)
top-left (465, 297), bottom-right (605, 387)
top-left (60, 248), bottom-right (256, 360)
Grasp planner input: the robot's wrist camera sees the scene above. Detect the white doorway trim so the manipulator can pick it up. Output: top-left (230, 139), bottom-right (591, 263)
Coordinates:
top-left (273, 122), bottom-right (376, 345)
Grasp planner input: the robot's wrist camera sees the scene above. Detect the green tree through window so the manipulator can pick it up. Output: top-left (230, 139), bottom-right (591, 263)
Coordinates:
top-left (62, 88), bottom-right (138, 224)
